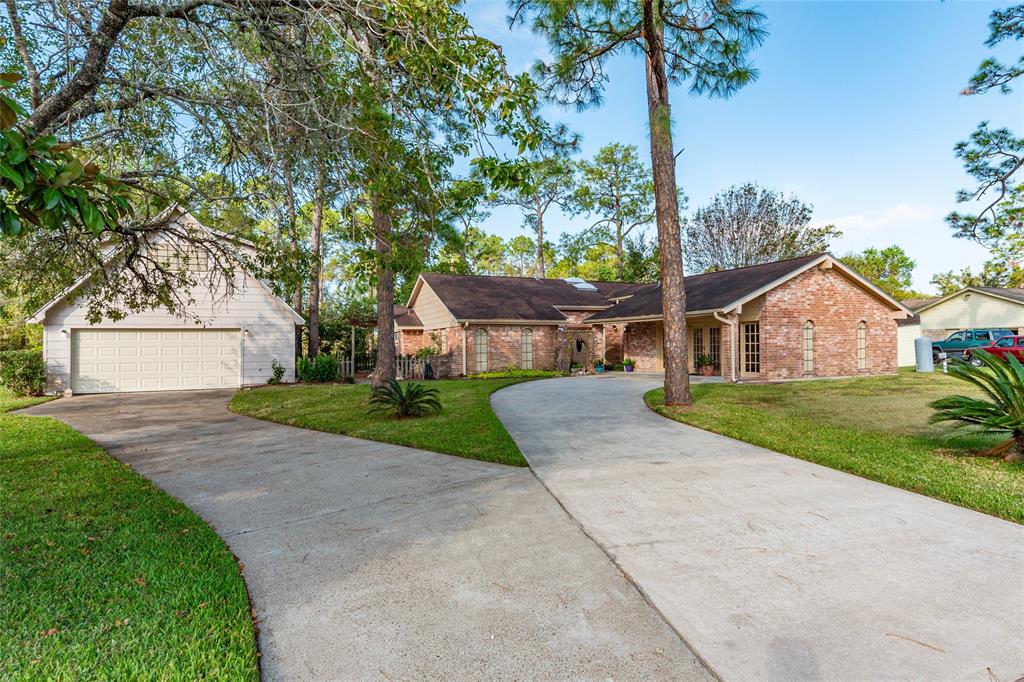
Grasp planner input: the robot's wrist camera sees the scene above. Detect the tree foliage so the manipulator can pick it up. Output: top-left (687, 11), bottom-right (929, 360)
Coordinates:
top-left (489, 155), bottom-right (578, 277)
top-left (841, 245), bottom-right (918, 299)
top-left (685, 183), bottom-right (840, 273)
top-left (948, 4), bottom-right (1023, 275)
top-left (571, 143), bottom-right (656, 279)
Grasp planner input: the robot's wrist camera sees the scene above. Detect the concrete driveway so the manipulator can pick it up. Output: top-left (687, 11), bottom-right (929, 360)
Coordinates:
top-left (492, 374), bottom-right (1024, 681)
top-left (25, 390), bottom-right (711, 681)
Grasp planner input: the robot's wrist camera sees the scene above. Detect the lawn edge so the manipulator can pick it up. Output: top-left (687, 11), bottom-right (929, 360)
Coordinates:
top-left (1, 410), bottom-right (265, 677)
top-left (641, 387), bottom-right (1023, 525)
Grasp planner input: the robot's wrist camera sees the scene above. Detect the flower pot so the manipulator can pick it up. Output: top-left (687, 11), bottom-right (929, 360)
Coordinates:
top-left (624, 365), bottom-right (634, 373)
top-left (701, 365), bottom-right (714, 377)
top-left (594, 365), bottom-right (604, 374)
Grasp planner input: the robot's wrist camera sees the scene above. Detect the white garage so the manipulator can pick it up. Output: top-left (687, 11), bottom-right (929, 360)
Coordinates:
top-left (29, 207), bottom-right (303, 395)
top-left (71, 329), bottom-right (241, 393)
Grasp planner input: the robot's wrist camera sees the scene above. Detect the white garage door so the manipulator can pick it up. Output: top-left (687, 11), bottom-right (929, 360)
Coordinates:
top-left (72, 329), bottom-right (240, 393)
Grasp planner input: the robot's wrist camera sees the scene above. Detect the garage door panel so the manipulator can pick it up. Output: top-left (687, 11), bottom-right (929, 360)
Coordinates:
top-left (72, 328), bottom-right (239, 394)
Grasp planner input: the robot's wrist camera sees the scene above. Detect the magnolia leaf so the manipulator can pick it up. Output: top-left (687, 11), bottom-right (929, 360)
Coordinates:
top-left (0, 162), bottom-right (24, 190)
top-left (0, 101), bottom-right (16, 129)
top-left (0, 73), bottom-right (22, 84)
top-left (43, 188), bottom-right (60, 210)
top-left (54, 159), bottom-right (84, 188)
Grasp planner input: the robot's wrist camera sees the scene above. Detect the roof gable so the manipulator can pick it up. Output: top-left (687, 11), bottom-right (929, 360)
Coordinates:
top-left (911, 286), bottom-right (1024, 315)
top-left (28, 208), bottom-right (303, 325)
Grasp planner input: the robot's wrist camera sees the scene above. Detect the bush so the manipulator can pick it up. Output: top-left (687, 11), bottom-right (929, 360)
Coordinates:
top-left (368, 379), bottom-right (442, 418)
top-left (472, 369), bottom-right (561, 379)
top-left (296, 354), bottom-right (339, 382)
top-left (268, 359), bottom-right (285, 384)
top-left (0, 349), bottom-right (46, 396)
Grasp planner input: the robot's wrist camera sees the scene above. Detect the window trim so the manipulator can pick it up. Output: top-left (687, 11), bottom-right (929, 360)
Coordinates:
top-left (802, 320), bottom-right (814, 374)
top-left (521, 327), bottom-right (534, 370)
top-left (474, 329), bottom-right (488, 372)
top-left (708, 326), bottom-right (721, 368)
top-left (857, 321), bottom-right (867, 370)
top-left (743, 322), bottom-right (761, 374)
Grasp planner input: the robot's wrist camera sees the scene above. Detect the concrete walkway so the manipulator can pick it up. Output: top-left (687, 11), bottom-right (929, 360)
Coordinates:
top-left (25, 391), bottom-right (711, 681)
top-left (492, 374), bottom-right (1024, 682)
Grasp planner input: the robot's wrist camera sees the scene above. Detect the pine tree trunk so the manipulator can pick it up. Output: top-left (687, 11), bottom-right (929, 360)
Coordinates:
top-left (534, 197), bottom-right (546, 277)
top-left (371, 203), bottom-right (396, 388)
top-left (616, 220), bottom-right (625, 280)
top-left (643, 0), bottom-right (691, 406)
top-left (307, 167), bottom-right (324, 358)
top-left (283, 157), bottom-right (303, 358)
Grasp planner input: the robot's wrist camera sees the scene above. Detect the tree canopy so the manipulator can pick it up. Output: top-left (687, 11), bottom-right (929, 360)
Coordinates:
top-left (685, 183), bottom-right (840, 273)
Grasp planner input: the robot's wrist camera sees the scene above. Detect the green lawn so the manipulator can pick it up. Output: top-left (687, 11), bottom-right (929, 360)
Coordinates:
top-left (230, 377), bottom-right (539, 466)
top-left (0, 393), bottom-right (259, 679)
top-left (0, 387), bottom-right (52, 412)
top-left (646, 369), bottom-right (1024, 524)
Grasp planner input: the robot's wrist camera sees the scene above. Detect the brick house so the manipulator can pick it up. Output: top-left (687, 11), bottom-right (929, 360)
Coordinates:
top-left (396, 273), bottom-right (652, 376)
top-left (588, 254), bottom-right (912, 381)
top-left (396, 254), bottom-right (911, 381)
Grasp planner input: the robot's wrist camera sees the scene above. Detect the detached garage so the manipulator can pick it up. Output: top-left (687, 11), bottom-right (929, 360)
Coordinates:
top-left (29, 207), bottom-right (303, 395)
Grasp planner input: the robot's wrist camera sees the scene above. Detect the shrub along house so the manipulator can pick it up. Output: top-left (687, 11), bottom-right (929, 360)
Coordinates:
top-left (396, 273), bottom-right (653, 376)
top-left (588, 254), bottom-right (911, 381)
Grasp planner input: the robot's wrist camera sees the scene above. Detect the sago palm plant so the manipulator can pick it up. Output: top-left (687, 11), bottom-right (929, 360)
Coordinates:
top-left (929, 350), bottom-right (1024, 462)
top-left (368, 379), bottom-right (442, 418)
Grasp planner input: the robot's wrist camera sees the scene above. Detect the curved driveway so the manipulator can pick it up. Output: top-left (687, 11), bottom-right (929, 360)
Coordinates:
top-left (26, 390), bottom-right (711, 681)
top-left (492, 374), bottom-right (1024, 681)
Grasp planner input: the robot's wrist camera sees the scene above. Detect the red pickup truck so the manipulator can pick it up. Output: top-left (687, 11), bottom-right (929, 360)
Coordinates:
top-left (963, 335), bottom-right (1024, 365)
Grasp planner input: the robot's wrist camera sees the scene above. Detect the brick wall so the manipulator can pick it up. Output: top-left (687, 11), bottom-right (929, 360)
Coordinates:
top-left (598, 323), bottom-right (625, 363)
top-left (397, 329), bottom-right (431, 356)
top-left (465, 324), bottom-right (558, 373)
top-left (623, 321), bottom-right (660, 371)
top-left (758, 265), bottom-right (898, 380)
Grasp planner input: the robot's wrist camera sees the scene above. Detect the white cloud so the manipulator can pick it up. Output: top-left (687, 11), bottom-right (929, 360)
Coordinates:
top-left (822, 202), bottom-right (945, 233)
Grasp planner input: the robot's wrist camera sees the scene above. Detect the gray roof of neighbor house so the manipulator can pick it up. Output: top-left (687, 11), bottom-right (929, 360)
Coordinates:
top-left (902, 296), bottom-right (941, 311)
top-left (975, 287), bottom-right (1024, 303)
top-left (589, 254), bottom-right (828, 322)
top-left (414, 273), bottom-right (652, 322)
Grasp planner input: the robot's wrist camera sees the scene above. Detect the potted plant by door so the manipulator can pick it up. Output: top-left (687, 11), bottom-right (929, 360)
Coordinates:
top-left (695, 353), bottom-right (715, 377)
top-left (594, 359), bottom-right (605, 374)
top-left (623, 358), bottom-right (635, 373)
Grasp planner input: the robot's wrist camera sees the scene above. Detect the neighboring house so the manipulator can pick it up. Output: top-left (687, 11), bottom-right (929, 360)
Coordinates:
top-left (398, 254), bottom-right (911, 381)
top-left (897, 287), bottom-right (1024, 366)
top-left (397, 273), bottom-right (653, 376)
top-left (29, 207), bottom-right (303, 395)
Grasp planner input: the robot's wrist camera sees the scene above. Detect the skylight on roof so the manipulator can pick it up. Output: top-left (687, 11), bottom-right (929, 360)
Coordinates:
top-left (564, 277), bottom-right (598, 292)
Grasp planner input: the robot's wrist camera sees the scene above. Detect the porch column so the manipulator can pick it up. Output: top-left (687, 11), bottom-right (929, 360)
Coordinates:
top-left (720, 313), bottom-right (740, 382)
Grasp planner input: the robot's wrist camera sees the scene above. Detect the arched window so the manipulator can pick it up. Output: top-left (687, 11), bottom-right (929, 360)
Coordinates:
top-left (803, 321), bottom-right (815, 373)
top-left (474, 329), bottom-right (488, 372)
top-left (857, 321), bottom-right (867, 370)
top-left (521, 328), bottom-right (533, 369)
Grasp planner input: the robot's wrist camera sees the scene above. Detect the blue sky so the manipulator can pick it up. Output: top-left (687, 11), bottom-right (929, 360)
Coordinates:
top-left (464, 0), bottom-right (1023, 292)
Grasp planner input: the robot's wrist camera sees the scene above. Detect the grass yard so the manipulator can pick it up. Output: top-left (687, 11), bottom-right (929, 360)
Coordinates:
top-left (0, 387), bottom-right (52, 412)
top-left (230, 377), bottom-right (539, 466)
top-left (0, 393), bottom-right (259, 679)
top-left (646, 368), bottom-right (1024, 524)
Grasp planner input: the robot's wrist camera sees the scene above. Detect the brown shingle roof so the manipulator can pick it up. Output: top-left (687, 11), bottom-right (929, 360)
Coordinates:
top-left (419, 273), bottom-right (613, 321)
top-left (394, 305), bottom-right (422, 328)
top-left (588, 254), bottom-right (826, 321)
